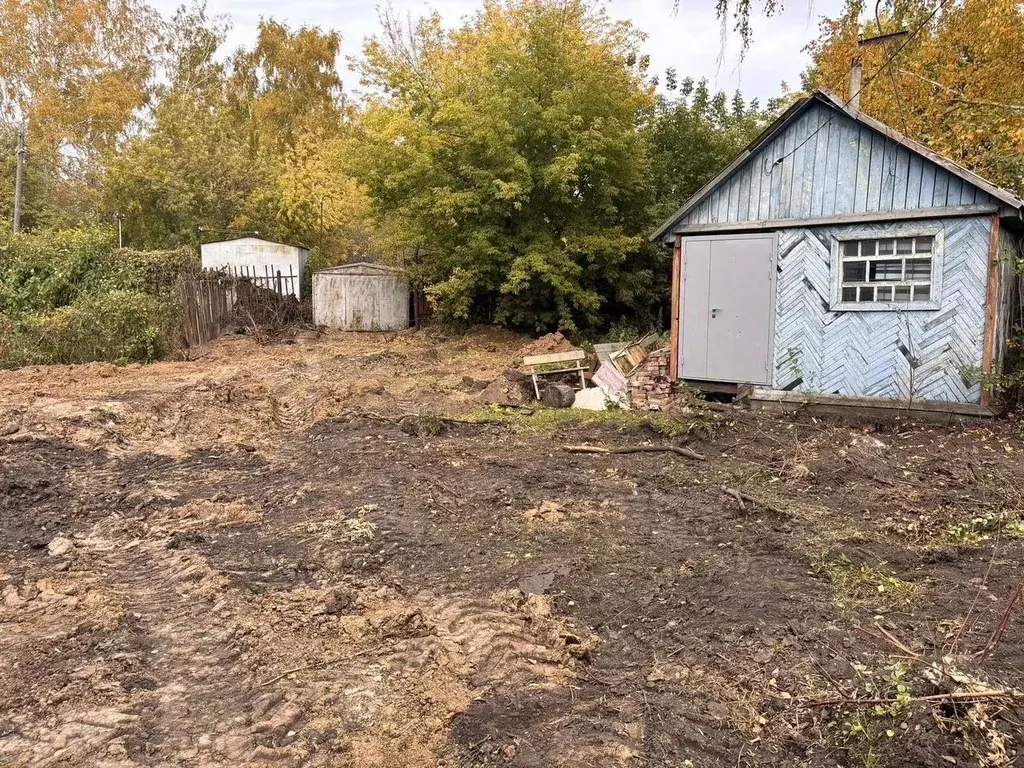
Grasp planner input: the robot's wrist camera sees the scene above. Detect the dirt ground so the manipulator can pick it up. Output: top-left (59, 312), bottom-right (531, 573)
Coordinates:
top-left (2, 327), bottom-right (1024, 768)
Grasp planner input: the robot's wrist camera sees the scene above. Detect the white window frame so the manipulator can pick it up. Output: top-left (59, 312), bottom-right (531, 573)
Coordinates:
top-left (830, 227), bottom-right (944, 312)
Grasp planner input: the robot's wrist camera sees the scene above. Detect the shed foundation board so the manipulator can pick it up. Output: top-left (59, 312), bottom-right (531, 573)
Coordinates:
top-left (749, 388), bottom-right (999, 421)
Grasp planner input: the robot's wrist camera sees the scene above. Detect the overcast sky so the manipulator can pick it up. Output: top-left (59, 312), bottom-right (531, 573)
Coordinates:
top-left (149, 0), bottom-right (847, 102)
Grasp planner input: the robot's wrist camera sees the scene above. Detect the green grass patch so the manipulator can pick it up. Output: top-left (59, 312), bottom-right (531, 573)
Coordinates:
top-left (814, 554), bottom-right (918, 610)
top-left (946, 511), bottom-right (1024, 545)
top-left (465, 403), bottom-right (709, 439)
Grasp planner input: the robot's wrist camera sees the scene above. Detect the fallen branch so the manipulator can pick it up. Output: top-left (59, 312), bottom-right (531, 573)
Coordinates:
top-left (720, 485), bottom-right (790, 517)
top-left (259, 645), bottom-right (381, 687)
top-left (857, 623), bottom-right (922, 660)
top-left (800, 689), bottom-right (1015, 709)
top-left (561, 444), bottom-right (705, 461)
top-left (977, 570), bottom-right (1024, 659)
top-left (721, 485), bottom-right (746, 511)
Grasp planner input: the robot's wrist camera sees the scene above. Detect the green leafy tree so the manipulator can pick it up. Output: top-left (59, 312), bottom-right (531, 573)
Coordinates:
top-left (646, 76), bottom-right (774, 224)
top-left (103, 2), bottom-right (257, 247)
top-left (356, 0), bottom-right (659, 333)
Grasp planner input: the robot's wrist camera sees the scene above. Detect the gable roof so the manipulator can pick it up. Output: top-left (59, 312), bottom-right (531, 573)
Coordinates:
top-left (201, 235), bottom-right (309, 250)
top-left (315, 262), bottom-right (406, 276)
top-left (651, 90), bottom-right (1024, 243)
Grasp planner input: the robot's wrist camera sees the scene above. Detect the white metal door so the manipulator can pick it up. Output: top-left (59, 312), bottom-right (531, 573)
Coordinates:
top-left (679, 234), bottom-right (776, 385)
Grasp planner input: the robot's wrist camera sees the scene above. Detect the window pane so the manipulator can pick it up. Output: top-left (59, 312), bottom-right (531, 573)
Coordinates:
top-left (842, 287), bottom-right (857, 302)
top-left (896, 238), bottom-right (914, 255)
top-left (843, 261), bottom-right (867, 282)
top-left (870, 260), bottom-right (903, 282)
top-left (912, 284), bottom-right (931, 302)
top-left (876, 286), bottom-right (893, 301)
top-left (842, 241), bottom-right (860, 258)
top-left (905, 258), bottom-right (931, 280)
top-left (860, 239), bottom-right (878, 257)
top-left (894, 286), bottom-right (911, 302)
top-left (858, 286), bottom-right (874, 302)
top-left (915, 236), bottom-right (934, 253)
top-left (877, 239), bottom-right (895, 256)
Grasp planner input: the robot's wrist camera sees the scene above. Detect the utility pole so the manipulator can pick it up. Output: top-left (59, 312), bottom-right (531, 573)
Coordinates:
top-left (13, 121), bottom-right (25, 234)
top-left (319, 196), bottom-right (325, 254)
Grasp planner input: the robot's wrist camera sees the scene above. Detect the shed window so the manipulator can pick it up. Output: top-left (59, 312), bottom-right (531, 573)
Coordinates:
top-left (837, 234), bottom-right (936, 307)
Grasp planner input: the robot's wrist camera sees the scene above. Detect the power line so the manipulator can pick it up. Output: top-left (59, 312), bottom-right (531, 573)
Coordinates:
top-left (875, 0), bottom-right (909, 134)
top-left (762, 0), bottom-right (950, 177)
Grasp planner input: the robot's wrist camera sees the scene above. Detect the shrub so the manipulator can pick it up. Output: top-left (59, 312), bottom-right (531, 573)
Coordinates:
top-left (0, 227), bottom-right (198, 368)
top-left (1, 290), bottom-right (174, 367)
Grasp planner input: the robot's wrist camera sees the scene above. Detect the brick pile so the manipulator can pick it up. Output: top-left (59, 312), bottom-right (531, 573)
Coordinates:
top-left (629, 347), bottom-right (674, 411)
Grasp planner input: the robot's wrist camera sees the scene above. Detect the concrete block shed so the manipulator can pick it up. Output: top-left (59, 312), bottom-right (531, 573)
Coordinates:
top-left (312, 263), bottom-right (411, 331)
top-left (652, 90), bottom-right (1024, 411)
top-left (200, 237), bottom-right (309, 299)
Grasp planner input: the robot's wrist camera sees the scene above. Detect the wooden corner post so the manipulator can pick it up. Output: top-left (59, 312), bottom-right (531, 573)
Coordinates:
top-left (669, 235), bottom-right (682, 380)
top-left (981, 214), bottom-right (1001, 408)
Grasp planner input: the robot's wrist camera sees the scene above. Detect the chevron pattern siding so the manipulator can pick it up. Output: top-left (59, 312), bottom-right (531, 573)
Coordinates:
top-left (772, 217), bottom-right (989, 404)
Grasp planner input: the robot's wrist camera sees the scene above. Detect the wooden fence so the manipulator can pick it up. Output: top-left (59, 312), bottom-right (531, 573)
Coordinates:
top-left (176, 274), bottom-right (236, 349)
top-left (216, 264), bottom-right (300, 299)
top-left (174, 267), bottom-right (307, 349)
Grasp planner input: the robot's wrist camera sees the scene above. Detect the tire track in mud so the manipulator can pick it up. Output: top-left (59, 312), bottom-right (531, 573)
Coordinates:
top-left (1, 534), bottom-right (308, 768)
top-left (1, 524), bottom-right (586, 768)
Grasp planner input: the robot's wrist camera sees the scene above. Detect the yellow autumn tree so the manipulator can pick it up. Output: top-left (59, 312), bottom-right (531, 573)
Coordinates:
top-left (806, 0), bottom-right (1024, 194)
top-left (0, 0), bottom-right (158, 158)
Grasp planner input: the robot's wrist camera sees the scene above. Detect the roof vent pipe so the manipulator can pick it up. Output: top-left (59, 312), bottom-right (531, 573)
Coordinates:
top-left (849, 56), bottom-right (863, 111)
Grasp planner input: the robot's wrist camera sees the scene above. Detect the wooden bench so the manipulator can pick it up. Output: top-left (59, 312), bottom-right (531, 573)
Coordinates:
top-left (521, 350), bottom-right (588, 399)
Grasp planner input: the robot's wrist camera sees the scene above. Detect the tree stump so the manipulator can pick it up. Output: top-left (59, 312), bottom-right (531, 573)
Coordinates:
top-left (542, 383), bottom-right (576, 408)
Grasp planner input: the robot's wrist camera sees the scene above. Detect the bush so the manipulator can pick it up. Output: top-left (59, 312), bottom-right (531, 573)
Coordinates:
top-left (2, 290), bottom-right (173, 367)
top-left (0, 227), bottom-right (198, 368)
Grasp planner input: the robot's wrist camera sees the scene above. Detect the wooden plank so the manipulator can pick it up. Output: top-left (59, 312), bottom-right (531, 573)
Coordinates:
top-left (879, 140), bottom-right (897, 211)
top-left (905, 152), bottom-right (923, 209)
top-left (749, 388), bottom-right (999, 419)
top-left (835, 118), bottom-right (858, 214)
top-left (981, 214), bottom-right (1001, 408)
top-left (746, 156), bottom-right (761, 222)
top-left (948, 175), bottom-right (964, 206)
top-left (797, 110), bottom-right (817, 217)
top-left (932, 168), bottom-right (950, 207)
top-left (822, 114), bottom-right (841, 216)
top-left (671, 203), bottom-right (997, 235)
top-left (716, 173), bottom-right (731, 223)
top-left (735, 162), bottom-right (750, 222)
top-left (770, 131), bottom-right (786, 218)
top-left (783, 110), bottom-right (806, 218)
top-left (669, 235), bottom-right (682, 379)
top-left (809, 104), bottom-right (829, 217)
top-left (854, 124), bottom-right (871, 212)
top-left (920, 162), bottom-right (936, 206)
top-left (865, 130), bottom-right (885, 212)
top-left (728, 171), bottom-right (742, 223)
top-left (892, 146), bottom-right (909, 211)
top-left (522, 350), bottom-right (586, 367)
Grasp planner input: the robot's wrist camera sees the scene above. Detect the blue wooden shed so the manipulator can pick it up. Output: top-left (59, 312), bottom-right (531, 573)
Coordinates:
top-left (653, 90), bottom-right (1024, 413)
